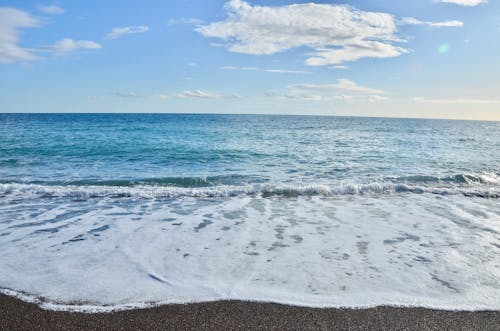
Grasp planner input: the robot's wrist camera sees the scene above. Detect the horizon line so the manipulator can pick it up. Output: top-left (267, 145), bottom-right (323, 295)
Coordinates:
top-left (1, 112), bottom-right (499, 123)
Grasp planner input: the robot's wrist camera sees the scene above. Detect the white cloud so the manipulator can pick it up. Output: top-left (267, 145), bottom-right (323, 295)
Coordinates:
top-left (197, 0), bottom-right (406, 66)
top-left (368, 95), bottom-right (389, 102)
top-left (179, 90), bottom-right (224, 99)
top-left (220, 65), bottom-right (310, 74)
top-left (0, 7), bottom-right (100, 63)
top-left (400, 17), bottom-right (464, 27)
top-left (38, 5), bottom-right (65, 15)
top-left (44, 38), bottom-right (101, 54)
top-left (282, 79), bottom-right (387, 101)
top-left (105, 26), bottom-right (149, 40)
top-left (306, 41), bottom-right (406, 66)
top-left (111, 90), bottom-right (238, 100)
top-left (220, 65), bottom-right (257, 71)
top-left (167, 18), bottom-right (202, 26)
top-left (263, 69), bottom-right (311, 74)
top-left (429, 20), bottom-right (464, 28)
top-left (436, 0), bottom-right (487, 6)
top-left (112, 92), bottom-right (144, 98)
top-left (290, 79), bottom-right (384, 95)
top-left (0, 7), bottom-right (40, 64)
top-left (332, 65), bottom-right (349, 70)
top-left (413, 97), bottom-right (500, 104)
top-left (112, 92), bottom-right (170, 100)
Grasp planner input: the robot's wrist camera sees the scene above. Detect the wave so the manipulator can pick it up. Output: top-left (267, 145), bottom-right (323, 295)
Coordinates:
top-left (2, 287), bottom-right (498, 313)
top-left (388, 172), bottom-right (500, 185)
top-left (0, 175), bottom-right (268, 188)
top-left (0, 181), bottom-right (498, 199)
top-left (2, 172), bottom-right (499, 188)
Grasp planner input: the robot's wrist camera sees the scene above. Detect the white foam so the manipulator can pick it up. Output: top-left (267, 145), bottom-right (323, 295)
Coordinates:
top-left (1, 181), bottom-right (498, 199)
top-left (0, 194), bottom-right (499, 312)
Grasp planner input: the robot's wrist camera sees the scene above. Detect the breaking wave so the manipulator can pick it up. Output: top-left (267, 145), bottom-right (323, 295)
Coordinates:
top-left (1, 174), bottom-right (499, 199)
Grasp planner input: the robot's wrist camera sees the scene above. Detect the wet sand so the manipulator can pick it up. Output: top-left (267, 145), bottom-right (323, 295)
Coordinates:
top-left (0, 293), bottom-right (498, 330)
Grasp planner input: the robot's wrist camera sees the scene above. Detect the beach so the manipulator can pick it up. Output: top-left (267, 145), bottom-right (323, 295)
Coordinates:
top-left (2, 0), bottom-right (499, 328)
top-left (1, 114), bottom-right (499, 325)
top-left (1, 293), bottom-right (499, 330)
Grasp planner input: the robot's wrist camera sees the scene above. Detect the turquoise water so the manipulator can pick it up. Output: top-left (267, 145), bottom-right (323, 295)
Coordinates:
top-left (1, 113), bottom-right (499, 195)
top-left (0, 114), bottom-right (499, 311)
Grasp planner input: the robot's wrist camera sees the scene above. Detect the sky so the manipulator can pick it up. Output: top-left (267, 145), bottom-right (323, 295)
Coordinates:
top-left (0, 0), bottom-right (499, 120)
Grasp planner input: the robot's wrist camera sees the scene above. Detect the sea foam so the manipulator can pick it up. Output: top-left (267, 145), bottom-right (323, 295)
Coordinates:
top-left (1, 177), bottom-right (499, 200)
top-left (1, 193), bottom-right (499, 312)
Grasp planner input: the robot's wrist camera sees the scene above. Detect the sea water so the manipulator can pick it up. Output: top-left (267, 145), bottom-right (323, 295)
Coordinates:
top-left (0, 113), bottom-right (499, 311)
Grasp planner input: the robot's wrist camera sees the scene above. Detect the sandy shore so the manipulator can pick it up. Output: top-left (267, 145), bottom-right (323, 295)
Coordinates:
top-left (0, 293), bottom-right (498, 330)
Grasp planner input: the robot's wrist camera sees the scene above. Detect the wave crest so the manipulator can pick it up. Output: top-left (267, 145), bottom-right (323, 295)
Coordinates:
top-left (0, 181), bottom-right (498, 199)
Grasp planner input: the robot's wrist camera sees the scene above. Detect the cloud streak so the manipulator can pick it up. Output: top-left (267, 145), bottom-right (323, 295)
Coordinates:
top-left (220, 66), bottom-right (310, 74)
top-left (112, 92), bottom-right (145, 98)
top-left (179, 90), bottom-right (224, 99)
top-left (38, 5), bottom-right (65, 15)
top-left (263, 69), bottom-right (311, 74)
top-left (167, 18), bottom-right (202, 26)
top-left (104, 26), bottom-right (149, 40)
top-left (111, 90), bottom-right (235, 100)
top-left (42, 38), bottom-right (102, 54)
top-left (276, 79), bottom-right (388, 102)
top-left (400, 17), bottom-right (464, 27)
top-left (436, 0), bottom-right (487, 6)
top-left (290, 80), bottom-right (385, 95)
top-left (413, 97), bottom-right (500, 104)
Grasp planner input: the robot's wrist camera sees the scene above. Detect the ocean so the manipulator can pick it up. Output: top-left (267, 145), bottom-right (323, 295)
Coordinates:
top-left (0, 113), bottom-right (499, 311)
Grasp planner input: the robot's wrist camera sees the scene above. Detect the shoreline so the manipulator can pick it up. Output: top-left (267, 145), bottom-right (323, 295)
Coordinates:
top-left (1, 293), bottom-right (498, 330)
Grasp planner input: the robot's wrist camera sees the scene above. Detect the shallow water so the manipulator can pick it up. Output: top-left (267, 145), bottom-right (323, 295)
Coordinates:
top-left (0, 114), bottom-right (499, 311)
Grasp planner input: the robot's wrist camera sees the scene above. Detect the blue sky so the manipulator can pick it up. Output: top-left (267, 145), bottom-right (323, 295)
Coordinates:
top-left (0, 0), bottom-right (499, 120)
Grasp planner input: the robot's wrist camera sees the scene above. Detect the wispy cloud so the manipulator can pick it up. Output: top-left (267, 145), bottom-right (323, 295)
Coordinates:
top-left (332, 65), bottom-right (349, 70)
top-left (167, 18), bottom-right (202, 26)
top-left (40, 38), bottom-right (101, 55)
top-left (104, 26), bottom-right (149, 40)
top-left (112, 92), bottom-right (145, 98)
top-left (111, 90), bottom-right (238, 100)
top-left (179, 90), bottom-right (224, 99)
top-left (220, 66), bottom-right (311, 74)
top-left (290, 80), bottom-right (385, 95)
top-left (264, 69), bottom-right (311, 74)
top-left (197, 0), bottom-right (406, 66)
top-left (38, 5), bottom-right (65, 15)
top-left (368, 95), bottom-right (389, 102)
top-left (111, 92), bottom-right (171, 100)
top-left (0, 8), bottom-right (40, 64)
top-left (274, 79), bottom-right (387, 102)
top-left (220, 66), bottom-right (257, 71)
top-left (435, 0), bottom-right (487, 6)
top-left (1, 7), bottom-right (102, 63)
top-left (400, 17), bottom-right (464, 28)
top-left (413, 97), bottom-right (500, 104)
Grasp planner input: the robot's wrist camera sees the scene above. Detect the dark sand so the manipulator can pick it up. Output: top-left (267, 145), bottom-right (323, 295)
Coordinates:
top-left (0, 293), bottom-right (498, 331)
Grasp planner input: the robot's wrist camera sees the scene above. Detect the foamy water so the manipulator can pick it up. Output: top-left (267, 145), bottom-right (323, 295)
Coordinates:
top-left (1, 192), bottom-right (499, 311)
top-left (0, 114), bottom-right (499, 311)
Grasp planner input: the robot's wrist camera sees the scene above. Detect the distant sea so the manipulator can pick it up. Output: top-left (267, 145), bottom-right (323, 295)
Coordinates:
top-left (0, 113), bottom-right (499, 311)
